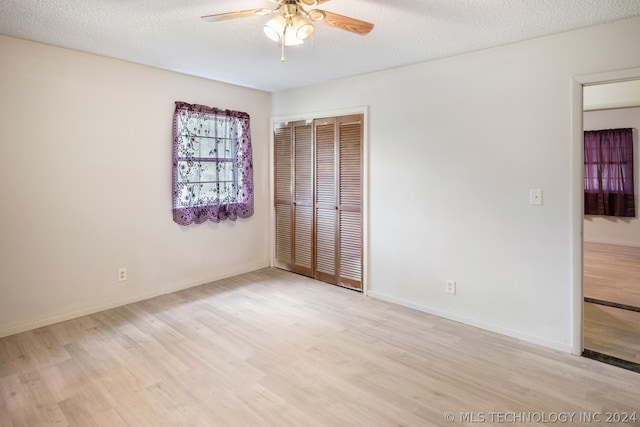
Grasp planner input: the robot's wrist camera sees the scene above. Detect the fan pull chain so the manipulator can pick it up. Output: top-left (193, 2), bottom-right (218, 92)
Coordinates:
top-left (281, 25), bottom-right (288, 62)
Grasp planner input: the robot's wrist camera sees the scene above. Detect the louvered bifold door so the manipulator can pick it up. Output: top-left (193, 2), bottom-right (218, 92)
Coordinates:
top-left (314, 118), bottom-right (338, 284)
top-left (274, 120), bottom-right (314, 276)
top-left (292, 121), bottom-right (314, 276)
top-left (337, 115), bottom-right (363, 290)
top-left (274, 123), bottom-right (293, 270)
top-left (274, 115), bottom-right (362, 290)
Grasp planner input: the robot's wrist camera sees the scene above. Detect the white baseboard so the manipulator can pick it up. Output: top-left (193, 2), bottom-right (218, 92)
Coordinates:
top-left (366, 290), bottom-right (573, 354)
top-left (0, 261), bottom-right (270, 339)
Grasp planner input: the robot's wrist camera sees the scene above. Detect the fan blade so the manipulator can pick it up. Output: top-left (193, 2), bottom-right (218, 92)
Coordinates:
top-left (318, 11), bottom-right (374, 35)
top-left (201, 9), bottom-right (270, 22)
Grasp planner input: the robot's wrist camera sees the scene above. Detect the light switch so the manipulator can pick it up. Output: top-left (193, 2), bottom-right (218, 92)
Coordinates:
top-left (530, 189), bottom-right (542, 206)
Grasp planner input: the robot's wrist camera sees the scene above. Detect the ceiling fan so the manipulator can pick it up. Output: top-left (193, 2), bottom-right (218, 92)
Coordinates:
top-left (201, 0), bottom-right (374, 61)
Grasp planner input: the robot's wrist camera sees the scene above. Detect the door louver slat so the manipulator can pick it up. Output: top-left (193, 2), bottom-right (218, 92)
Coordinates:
top-left (339, 122), bottom-right (362, 208)
top-left (295, 206), bottom-right (313, 269)
top-left (274, 126), bottom-right (292, 202)
top-left (316, 209), bottom-right (336, 275)
top-left (275, 204), bottom-right (291, 264)
top-left (340, 210), bottom-right (362, 282)
top-left (294, 125), bottom-right (313, 204)
top-left (315, 123), bottom-right (336, 206)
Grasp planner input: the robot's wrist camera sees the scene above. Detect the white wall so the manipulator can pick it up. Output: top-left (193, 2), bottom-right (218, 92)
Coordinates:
top-left (583, 107), bottom-right (640, 246)
top-left (0, 35), bottom-right (271, 337)
top-left (272, 17), bottom-right (640, 351)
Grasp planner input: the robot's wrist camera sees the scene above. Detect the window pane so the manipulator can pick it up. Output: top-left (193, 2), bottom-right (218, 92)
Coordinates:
top-left (176, 182), bottom-right (236, 207)
top-left (177, 160), bottom-right (236, 183)
top-left (218, 161), bottom-right (234, 182)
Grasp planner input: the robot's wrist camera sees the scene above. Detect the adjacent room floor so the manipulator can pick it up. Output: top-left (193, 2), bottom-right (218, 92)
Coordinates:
top-left (1, 268), bottom-right (639, 426)
top-left (583, 242), bottom-right (640, 308)
top-left (583, 242), bottom-right (640, 370)
top-left (584, 302), bottom-right (640, 365)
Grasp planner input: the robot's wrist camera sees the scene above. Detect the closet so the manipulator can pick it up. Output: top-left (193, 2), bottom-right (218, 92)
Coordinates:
top-left (274, 114), bottom-right (363, 291)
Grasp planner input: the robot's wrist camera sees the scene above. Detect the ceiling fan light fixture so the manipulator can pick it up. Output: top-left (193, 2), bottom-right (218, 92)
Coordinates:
top-left (292, 14), bottom-right (314, 40)
top-left (203, 0), bottom-right (374, 62)
top-left (282, 25), bottom-right (305, 46)
top-left (263, 15), bottom-right (285, 42)
top-left (296, 23), bottom-right (314, 40)
top-left (264, 13), bottom-right (313, 47)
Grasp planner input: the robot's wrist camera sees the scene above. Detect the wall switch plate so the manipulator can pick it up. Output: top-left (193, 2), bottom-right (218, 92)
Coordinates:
top-left (446, 280), bottom-right (456, 295)
top-left (118, 268), bottom-right (127, 282)
top-left (529, 189), bottom-right (542, 206)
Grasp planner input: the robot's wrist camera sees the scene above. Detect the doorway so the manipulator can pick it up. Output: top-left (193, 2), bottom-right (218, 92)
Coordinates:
top-left (576, 75), bottom-right (640, 371)
top-left (270, 108), bottom-right (369, 293)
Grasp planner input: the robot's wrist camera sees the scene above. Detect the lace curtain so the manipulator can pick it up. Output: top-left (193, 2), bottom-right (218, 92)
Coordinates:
top-left (584, 128), bottom-right (635, 217)
top-left (172, 101), bottom-right (254, 225)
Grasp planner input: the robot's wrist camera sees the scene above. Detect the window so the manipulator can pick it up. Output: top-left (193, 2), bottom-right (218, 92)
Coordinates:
top-left (584, 128), bottom-right (635, 217)
top-left (172, 102), bottom-right (254, 225)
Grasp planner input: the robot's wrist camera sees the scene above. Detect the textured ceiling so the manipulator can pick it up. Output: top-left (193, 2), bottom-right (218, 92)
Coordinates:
top-left (1, 0), bottom-right (640, 92)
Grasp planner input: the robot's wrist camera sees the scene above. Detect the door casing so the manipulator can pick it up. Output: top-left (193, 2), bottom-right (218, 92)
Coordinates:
top-left (270, 106), bottom-right (370, 293)
top-left (571, 67), bottom-right (640, 355)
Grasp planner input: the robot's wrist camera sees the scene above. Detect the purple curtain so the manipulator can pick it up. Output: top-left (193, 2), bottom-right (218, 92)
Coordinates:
top-left (584, 128), bottom-right (635, 217)
top-left (172, 101), bottom-right (254, 225)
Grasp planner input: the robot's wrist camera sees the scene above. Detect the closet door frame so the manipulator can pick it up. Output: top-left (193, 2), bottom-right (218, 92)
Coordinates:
top-left (270, 107), bottom-right (369, 293)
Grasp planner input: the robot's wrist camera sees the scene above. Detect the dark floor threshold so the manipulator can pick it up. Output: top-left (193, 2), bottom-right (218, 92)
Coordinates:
top-left (582, 349), bottom-right (640, 373)
top-left (584, 297), bottom-right (640, 313)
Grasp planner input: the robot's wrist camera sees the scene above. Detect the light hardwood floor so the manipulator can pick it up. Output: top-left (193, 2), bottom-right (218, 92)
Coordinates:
top-left (584, 302), bottom-right (640, 365)
top-left (584, 242), bottom-right (640, 308)
top-left (1, 268), bottom-right (639, 426)
top-left (583, 241), bottom-right (640, 366)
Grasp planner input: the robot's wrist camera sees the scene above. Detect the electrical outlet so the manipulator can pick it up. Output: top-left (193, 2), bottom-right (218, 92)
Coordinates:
top-left (118, 268), bottom-right (127, 282)
top-left (446, 280), bottom-right (456, 295)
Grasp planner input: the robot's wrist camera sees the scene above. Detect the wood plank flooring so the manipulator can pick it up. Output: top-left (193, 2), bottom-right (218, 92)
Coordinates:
top-left (1, 268), bottom-right (639, 426)
top-left (584, 242), bottom-right (640, 308)
top-left (584, 302), bottom-right (640, 365)
top-left (583, 241), bottom-right (640, 368)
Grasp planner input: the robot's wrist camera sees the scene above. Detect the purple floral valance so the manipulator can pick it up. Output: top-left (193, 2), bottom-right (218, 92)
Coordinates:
top-left (172, 101), bottom-right (254, 225)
